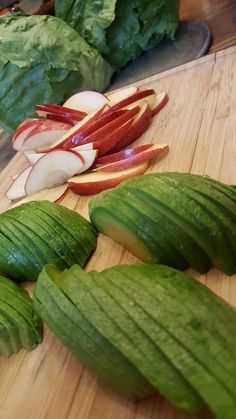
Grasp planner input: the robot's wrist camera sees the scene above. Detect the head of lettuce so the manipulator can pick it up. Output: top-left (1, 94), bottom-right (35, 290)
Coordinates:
top-left (0, 14), bottom-right (114, 132)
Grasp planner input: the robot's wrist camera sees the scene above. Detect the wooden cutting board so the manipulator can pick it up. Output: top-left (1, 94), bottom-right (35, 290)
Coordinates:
top-left (0, 46), bottom-right (235, 419)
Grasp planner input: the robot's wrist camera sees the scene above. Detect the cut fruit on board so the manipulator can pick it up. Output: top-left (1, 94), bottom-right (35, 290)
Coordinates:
top-left (6, 166), bottom-right (32, 201)
top-left (61, 109), bottom-right (126, 150)
top-left (151, 92), bottom-right (169, 116)
top-left (110, 102), bottom-right (152, 153)
top-left (109, 89), bottom-right (156, 111)
top-left (12, 119), bottom-right (43, 151)
top-left (92, 119), bottom-right (134, 157)
top-left (25, 150), bottom-right (84, 196)
top-left (106, 86), bottom-right (138, 105)
top-left (63, 91), bottom-right (109, 113)
top-left (35, 104), bottom-right (86, 121)
top-left (10, 184), bottom-right (69, 208)
top-left (94, 144), bottom-right (168, 172)
top-left (68, 106), bottom-right (140, 148)
top-left (43, 105), bottom-right (107, 152)
top-left (97, 144), bottom-right (153, 165)
top-left (68, 160), bottom-right (149, 195)
top-left (73, 149), bottom-right (98, 174)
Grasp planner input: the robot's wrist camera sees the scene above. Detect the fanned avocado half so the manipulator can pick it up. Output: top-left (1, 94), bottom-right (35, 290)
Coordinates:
top-left (34, 263), bottom-right (236, 418)
top-left (0, 200), bottom-right (97, 282)
top-left (89, 172), bottom-right (236, 275)
top-left (0, 275), bottom-right (43, 357)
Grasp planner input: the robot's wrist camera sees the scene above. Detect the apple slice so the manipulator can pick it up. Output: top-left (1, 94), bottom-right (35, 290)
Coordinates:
top-left (65, 106), bottom-right (139, 148)
top-left (73, 149), bottom-right (98, 174)
top-left (151, 92), bottom-right (169, 116)
top-left (109, 89), bottom-right (155, 111)
top-left (43, 105), bottom-right (108, 152)
top-left (96, 144), bottom-right (153, 165)
top-left (35, 104), bottom-right (86, 121)
top-left (92, 119), bottom-right (134, 156)
top-left (63, 91), bottom-right (109, 113)
top-left (24, 151), bottom-right (45, 164)
top-left (11, 184), bottom-right (68, 208)
top-left (110, 102), bottom-right (152, 153)
top-left (25, 150), bottom-right (84, 196)
top-left (106, 86), bottom-right (138, 105)
top-left (12, 119), bottom-right (43, 151)
top-left (6, 166), bottom-right (32, 200)
top-left (20, 120), bottom-right (71, 152)
top-left (62, 109), bottom-right (125, 149)
top-left (73, 143), bottom-right (94, 151)
top-left (68, 160), bottom-right (149, 195)
top-left (44, 113), bottom-right (79, 126)
top-left (94, 144), bottom-right (169, 172)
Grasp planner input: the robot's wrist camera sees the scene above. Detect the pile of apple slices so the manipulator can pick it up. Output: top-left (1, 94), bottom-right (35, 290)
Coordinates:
top-left (7, 86), bottom-right (169, 203)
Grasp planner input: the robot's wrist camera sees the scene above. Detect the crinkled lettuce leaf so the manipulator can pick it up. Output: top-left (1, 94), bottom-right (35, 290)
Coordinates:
top-left (55, 0), bottom-right (180, 69)
top-left (0, 14), bottom-right (114, 132)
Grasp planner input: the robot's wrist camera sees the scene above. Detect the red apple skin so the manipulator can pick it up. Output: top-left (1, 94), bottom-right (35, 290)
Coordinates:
top-left (151, 93), bottom-right (169, 116)
top-left (75, 106), bottom-right (140, 147)
top-left (96, 144), bottom-right (153, 165)
top-left (35, 104), bottom-right (86, 120)
top-left (62, 109), bottom-right (126, 149)
top-left (68, 161), bottom-right (149, 195)
top-left (46, 113), bottom-right (79, 126)
top-left (95, 144), bottom-right (169, 172)
top-left (94, 119), bottom-right (134, 156)
top-left (110, 103), bottom-right (152, 153)
top-left (12, 119), bottom-right (42, 144)
top-left (48, 105), bottom-right (107, 151)
top-left (109, 89), bottom-right (155, 111)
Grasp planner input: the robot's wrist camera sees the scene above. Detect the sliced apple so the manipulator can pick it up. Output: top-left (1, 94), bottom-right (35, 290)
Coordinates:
top-left (106, 86), bottom-right (138, 105)
top-left (63, 91), bottom-right (109, 113)
top-left (96, 144), bottom-right (153, 165)
top-left (24, 151), bottom-right (45, 164)
top-left (43, 105), bottom-right (108, 152)
top-left (35, 104), bottom-right (86, 121)
top-left (44, 113), bottom-right (79, 126)
top-left (20, 120), bottom-right (71, 152)
top-left (25, 150), bottom-right (84, 196)
top-left (12, 119), bottom-right (43, 151)
top-left (66, 106), bottom-right (139, 148)
top-left (92, 119), bottom-right (134, 156)
top-left (95, 144), bottom-right (169, 172)
top-left (109, 89), bottom-right (155, 111)
top-left (6, 166), bottom-right (32, 200)
top-left (68, 160), bottom-right (149, 195)
top-left (110, 102), bottom-right (152, 153)
top-left (151, 92), bottom-right (169, 116)
top-left (11, 184), bottom-right (68, 208)
top-left (62, 109), bottom-right (125, 149)
top-left (73, 149), bottom-right (98, 174)
top-left (73, 143), bottom-right (94, 151)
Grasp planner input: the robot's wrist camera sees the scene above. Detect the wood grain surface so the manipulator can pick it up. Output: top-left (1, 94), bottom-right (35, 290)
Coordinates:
top-left (0, 46), bottom-right (236, 419)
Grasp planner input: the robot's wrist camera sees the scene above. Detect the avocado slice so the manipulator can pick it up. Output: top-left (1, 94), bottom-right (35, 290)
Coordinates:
top-left (96, 264), bottom-right (236, 418)
top-left (34, 265), bottom-right (155, 401)
top-left (61, 265), bottom-right (203, 413)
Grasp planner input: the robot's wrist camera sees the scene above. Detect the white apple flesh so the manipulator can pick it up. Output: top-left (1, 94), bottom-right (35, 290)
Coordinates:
top-left (6, 166), bottom-right (32, 200)
top-left (73, 149), bottom-right (98, 174)
top-left (12, 119), bottom-right (43, 151)
top-left (11, 184), bottom-right (68, 208)
top-left (106, 86), bottom-right (138, 105)
top-left (25, 150), bottom-right (84, 196)
top-left (68, 160), bottom-right (149, 195)
top-left (63, 91), bottom-right (109, 113)
top-left (20, 120), bottom-right (71, 152)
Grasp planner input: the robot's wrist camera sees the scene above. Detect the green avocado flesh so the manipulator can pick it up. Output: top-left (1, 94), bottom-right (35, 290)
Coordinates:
top-left (0, 275), bottom-right (43, 356)
top-left (0, 201), bottom-right (97, 282)
top-left (34, 263), bottom-right (236, 417)
top-left (89, 172), bottom-right (236, 275)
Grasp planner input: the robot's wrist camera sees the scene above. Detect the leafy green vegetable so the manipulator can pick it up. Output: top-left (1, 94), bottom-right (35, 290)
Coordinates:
top-left (0, 14), bottom-right (114, 132)
top-left (55, 0), bottom-right (180, 69)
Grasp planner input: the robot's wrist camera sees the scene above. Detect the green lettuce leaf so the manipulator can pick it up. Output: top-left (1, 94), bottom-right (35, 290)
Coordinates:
top-left (0, 14), bottom-right (114, 132)
top-left (55, 0), bottom-right (180, 69)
